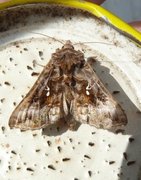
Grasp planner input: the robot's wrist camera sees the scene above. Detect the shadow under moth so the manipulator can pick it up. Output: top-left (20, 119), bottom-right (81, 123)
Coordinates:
top-left (9, 40), bottom-right (127, 131)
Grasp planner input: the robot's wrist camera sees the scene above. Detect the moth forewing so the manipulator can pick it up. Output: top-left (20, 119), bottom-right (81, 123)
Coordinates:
top-left (9, 40), bottom-right (127, 131)
top-left (71, 62), bottom-right (127, 130)
top-left (9, 61), bottom-right (61, 130)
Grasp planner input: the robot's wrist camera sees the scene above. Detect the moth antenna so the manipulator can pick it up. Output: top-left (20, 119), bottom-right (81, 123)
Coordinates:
top-left (28, 31), bottom-right (64, 45)
top-left (74, 41), bottom-right (114, 46)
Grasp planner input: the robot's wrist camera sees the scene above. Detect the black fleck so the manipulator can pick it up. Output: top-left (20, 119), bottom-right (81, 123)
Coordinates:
top-left (23, 48), bottom-right (28, 51)
top-left (69, 138), bottom-right (73, 143)
top-left (88, 170), bottom-right (92, 177)
top-left (27, 66), bottom-right (33, 70)
top-left (109, 161), bottom-right (115, 165)
top-left (4, 81), bottom-right (11, 86)
top-left (8, 166), bottom-right (12, 170)
top-left (26, 167), bottom-right (34, 172)
top-left (13, 102), bottom-right (16, 106)
top-left (48, 165), bottom-right (56, 170)
top-left (108, 144), bottom-right (111, 148)
top-left (84, 155), bottom-right (91, 159)
top-left (57, 146), bottom-right (62, 152)
top-left (0, 98), bottom-right (5, 103)
top-left (129, 137), bottom-right (135, 143)
top-left (11, 150), bottom-right (17, 155)
top-left (9, 57), bottom-right (13, 62)
top-left (127, 161), bottom-right (136, 166)
top-left (17, 167), bottom-right (21, 170)
top-left (62, 158), bottom-right (70, 162)
top-left (112, 91), bottom-right (120, 94)
top-left (35, 149), bottom-right (40, 152)
top-left (39, 51), bottom-right (43, 57)
top-left (31, 72), bottom-right (40, 76)
top-left (32, 133), bottom-right (37, 137)
top-left (1, 126), bottom-right (5, 132)
top-left (47, 140), bottom-right (52, 146)
top-left (123, 152), bottom-right (128, 160)
top-left (88, 142), bottom-right (95, 147)
top-left (92, 132), bottom-right (96, 135)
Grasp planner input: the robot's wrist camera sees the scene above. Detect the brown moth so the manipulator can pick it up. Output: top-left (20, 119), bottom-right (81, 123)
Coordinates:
top-left (9, 41), bottom-right (127, 131)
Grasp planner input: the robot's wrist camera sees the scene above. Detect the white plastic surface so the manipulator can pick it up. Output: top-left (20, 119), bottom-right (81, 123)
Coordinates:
top-left (0, 4), bottom-right (141, 180)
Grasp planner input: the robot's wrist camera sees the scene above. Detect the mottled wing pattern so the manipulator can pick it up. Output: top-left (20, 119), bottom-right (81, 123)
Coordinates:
top-left (9, 63), bottom-right (63, 130)
top-left (71, 62), bottom-right (127, 130)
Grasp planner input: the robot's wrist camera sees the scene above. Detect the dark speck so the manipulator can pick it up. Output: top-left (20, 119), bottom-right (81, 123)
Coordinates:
top-left (13, 102), bottom-right (16, 106)
top-left (84, 155), bottom-right (91, 159)
top-left (123, 152), bottom-right (128, 160)
top-left (57, 146), bottom-right (62, 152)
top-left (88, 142), bottom-right (95, 147)
top-left (35, 149), bottom-right (40, 152)
top-left (8, 166), bottom-right (12, 170)
top-left (92, 132), bottom-right (96, 135)
top-left (23, 48), bottom-right (28, 51)
top-left (88, 170), bottom-right (92, 177)
top-left (32, 133), bottom-right (37, 137)
top-left (1, 126), bottom-right (5, 132)
top-left (39, 51), bottom-right (43, 57)
top-left (112, 91), bottom-right (120, 94)
top-left (26, 167), bottom-right (34, 172)
top-left (11, 150), bottom-right (17, 155)
top-left (62, 158), bottom-right (70, 162)
top-left (69, 138), bottom-right (73, 143)
top-left (9, 57), bottom-right (13, 62)
top-left (0, 98), bottom-right (5, 103)
top-left (4, 81), bottom-right (11, 86)
top-left (127, 161), bottom-right (136, 166)
top-left (129, 137), bottom-right (135, 143)
top-left (108, 144), bottom-right (111, 148)
top-left (47, 140), bottom-right (52, 146)
top-left (27, 66), bottom-right (33, 70)
top-left (109, 161), bottom-right (115, 165)
top-left (17, 167), bottom-right (21, 170)
top-left (31, 72), bottom-right (40, 76)
top-left (48, 165), bottom-right (56, 170)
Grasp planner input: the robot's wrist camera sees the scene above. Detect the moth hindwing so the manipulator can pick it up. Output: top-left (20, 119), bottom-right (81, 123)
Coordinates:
top-left (9, 40), bottom-right (127, 131)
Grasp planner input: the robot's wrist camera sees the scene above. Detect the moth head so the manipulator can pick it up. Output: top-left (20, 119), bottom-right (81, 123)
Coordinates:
top-left (62, 40), bottom-right (74, 50)
top-left (52, 41), bottom-right (85, 73)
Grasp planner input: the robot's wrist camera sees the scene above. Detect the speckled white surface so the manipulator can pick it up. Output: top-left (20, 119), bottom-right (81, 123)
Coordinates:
top-left (0, 4), bottom-right (141, 180)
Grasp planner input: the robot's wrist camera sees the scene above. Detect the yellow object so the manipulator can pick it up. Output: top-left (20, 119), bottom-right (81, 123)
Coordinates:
top-left (0, 0), bottom-right (141, 43)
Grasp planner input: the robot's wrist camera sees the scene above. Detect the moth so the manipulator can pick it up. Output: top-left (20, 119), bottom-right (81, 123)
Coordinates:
top-left (9, 40), bottom-right (127, 131)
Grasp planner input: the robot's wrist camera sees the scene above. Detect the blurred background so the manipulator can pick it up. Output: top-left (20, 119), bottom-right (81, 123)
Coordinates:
top-left (102, 0), bottom-right (141, 22)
